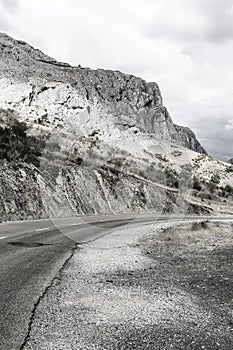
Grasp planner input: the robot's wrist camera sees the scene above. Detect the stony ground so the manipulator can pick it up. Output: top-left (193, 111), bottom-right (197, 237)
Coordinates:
top-left (23, 220), bottom-right (233, 350)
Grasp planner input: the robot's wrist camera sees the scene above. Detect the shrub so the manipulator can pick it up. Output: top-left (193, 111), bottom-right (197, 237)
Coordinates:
top-left (207, 181), bottom-right (217, 193)
top-left (155, 154), bottom-right (168, 162)
top-left (0, 112), bottom-right (46, 167)
top-left (225, 184), bottom-right (233, 195)
top-left (193, 176), bottom-right (202, 191)
top-left (210, 173), bottom-right (220, 184)
top-left (191, 221), bottom-right (209, 231)
top-left (164, 167), bottom-right (179, 188)
top-left (226, 166), bottom-right (233, 173)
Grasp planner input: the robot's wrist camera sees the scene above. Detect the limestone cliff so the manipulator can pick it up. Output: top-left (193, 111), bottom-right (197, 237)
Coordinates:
top-left (0, 33), bottom-right (232, 221)
top-left (0, 32), bottom-right (206, 153)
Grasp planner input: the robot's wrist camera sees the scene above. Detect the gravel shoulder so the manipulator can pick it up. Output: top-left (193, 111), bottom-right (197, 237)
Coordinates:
top-left (23, 220), bottom-right (233, 350)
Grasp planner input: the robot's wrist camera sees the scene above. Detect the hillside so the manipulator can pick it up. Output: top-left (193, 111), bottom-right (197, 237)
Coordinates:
top-left (0, 33), bottom-right (232, 221)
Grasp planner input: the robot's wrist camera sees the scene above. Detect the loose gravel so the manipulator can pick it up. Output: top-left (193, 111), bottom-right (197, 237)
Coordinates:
top-left (23, 221), bottom-right (233, 349)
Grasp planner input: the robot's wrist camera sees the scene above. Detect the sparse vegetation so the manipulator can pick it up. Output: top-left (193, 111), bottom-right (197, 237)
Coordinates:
top-left (226, 166), bottom-right (233, 173)
top-left (223, 184), bottom-right (233, 197)
top-left (0, 111), bottom-right (46, 167)
top-left (210, 173), bottom-right (220, 185)
top-left (171, 150), bottom-right (182, 157)
top-left (155, 153), bottom-right (168, 162)
top-left (191, 220), bottom-right (209, 231)
top-left (193, 176), bottom-right (202, 191)
top-left (164, 167), bottom-right (179, 188)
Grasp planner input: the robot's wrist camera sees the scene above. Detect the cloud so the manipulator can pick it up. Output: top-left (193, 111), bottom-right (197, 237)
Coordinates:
top-left (143, 0), bottom-right (233, 44)
top-left (197, 118), bottom-right (233, 161)
top-left (0, 16), bottom-right (12, 31)
top-left (202, 0), bottom-right (233, 43)
top-left (0, 0), bottom-right (19, 11)
top-left (176, 102), bottom-right (233, 161)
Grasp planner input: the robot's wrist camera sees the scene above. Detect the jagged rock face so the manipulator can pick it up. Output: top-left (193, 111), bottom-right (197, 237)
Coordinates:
top-left (174, 125), bottom-right (206, 155)
top-left (0, 108), bottom-right (188, 219)
top-left (0, 161), bottom-right (46, 221)
top-left (3, 33), bottom-right (229, 221)
top-left (0, 32), bottom-right (206, 153)
top-left (228, 158), bottom-right (233, 164)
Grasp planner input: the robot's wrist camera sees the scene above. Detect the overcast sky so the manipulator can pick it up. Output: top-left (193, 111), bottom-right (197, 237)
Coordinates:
top-left (0, 0), bottom-right (233, 161)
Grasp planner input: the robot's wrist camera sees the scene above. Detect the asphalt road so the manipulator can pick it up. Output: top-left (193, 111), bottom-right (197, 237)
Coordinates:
top-left (0, 214), bottom-right (232, 349)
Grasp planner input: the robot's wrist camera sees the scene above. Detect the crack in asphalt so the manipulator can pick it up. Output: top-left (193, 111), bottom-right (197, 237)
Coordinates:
top-left (19, 242), bottom-right (79, 350)
top-left (8, 241), bottom-right (53, 248)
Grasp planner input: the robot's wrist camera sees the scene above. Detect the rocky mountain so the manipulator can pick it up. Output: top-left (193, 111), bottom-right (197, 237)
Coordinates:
top-left (0, 33), bottom-right (206, 152)
top-left (228, 158), bottom-right (233, 165)
top-left (0, 33), bottom-right (232, 221)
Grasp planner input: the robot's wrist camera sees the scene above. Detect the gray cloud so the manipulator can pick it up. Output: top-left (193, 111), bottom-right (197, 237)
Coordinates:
top-left (144, 0), bottom-right (233, 44)
top-left (0, 16), bottom-right (12, 31)
top-left (203, 0), bottom-right (233, 43)
top-left (197, 119), bottom-right (233, 161)
top-left (0, 0), bottom-right (19, 11)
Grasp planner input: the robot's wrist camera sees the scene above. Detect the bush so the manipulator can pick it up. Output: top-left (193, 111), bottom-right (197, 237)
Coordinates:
top-left (164, 167), bottom-right (179, 188)
top-left (225, 184), bottom-right (233, 195)
top-left (210, 173), bottom-right (220, 184)
top-left (193, 176), bottom-right (202, 191)
top-left (191, 221), bottom-right (209, 231)
top-left (226, 166), bottom-right (233, 173)
top-left (0, 112), bottom-right (46, 167)
top-left (207, 180), bottom-right (217, 193)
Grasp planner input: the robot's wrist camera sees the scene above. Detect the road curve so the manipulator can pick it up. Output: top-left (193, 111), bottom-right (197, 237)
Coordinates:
top-left (0, 215), bottom-right (232, 350)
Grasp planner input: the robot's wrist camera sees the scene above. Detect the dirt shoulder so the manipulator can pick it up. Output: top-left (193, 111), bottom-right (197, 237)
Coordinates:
top-left (24, 220), bottom-right (233, 350)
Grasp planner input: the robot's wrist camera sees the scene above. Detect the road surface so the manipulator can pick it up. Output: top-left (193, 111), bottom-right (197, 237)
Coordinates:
top-left (0, 215), bottom-right (232, 349)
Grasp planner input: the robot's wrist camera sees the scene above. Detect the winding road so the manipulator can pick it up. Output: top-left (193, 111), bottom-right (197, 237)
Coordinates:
top-left (0, 214), bottom-right (232, 349)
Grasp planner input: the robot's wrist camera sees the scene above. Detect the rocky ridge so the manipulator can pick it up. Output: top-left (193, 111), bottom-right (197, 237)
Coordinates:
top-left (0, 33), bottom-right (232, 221)
top-left (0, 32), bottom-right (206, 153)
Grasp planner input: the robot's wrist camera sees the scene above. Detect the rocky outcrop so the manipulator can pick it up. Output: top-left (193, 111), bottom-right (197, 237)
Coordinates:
top-left (2, 32), bottom-right (229, 221)
top-left (0, 32), bottom-right (206, 153)
top-left (0, 161), bottom-right (46, 221)
top-left (0, 108), bottom-right (185, 219)
top-left (228, 158), bottom-right (233, 164)
top-left (174, 124), bottom-right (206, 154)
